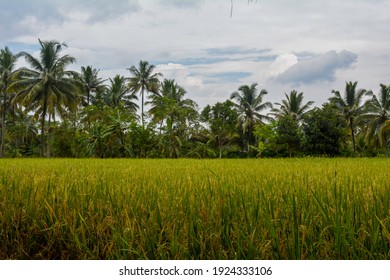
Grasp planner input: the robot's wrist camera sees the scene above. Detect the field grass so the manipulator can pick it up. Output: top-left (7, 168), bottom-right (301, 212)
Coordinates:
top-left (0, 158), bottom-right (389, 260)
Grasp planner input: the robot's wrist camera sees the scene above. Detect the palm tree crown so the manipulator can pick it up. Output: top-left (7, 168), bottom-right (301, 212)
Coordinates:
top-left (147, 79), bottom-right (198, 158)
top-left (271, 90), bottom-right (314, 121)
top-left (127, 60), bottom-right (161, 127)
top-left (77, 65), bottom-right (106, 106)
top-left (1, 46), bottom-right (20, 157)
top-left (148, 79), bottom-right (197, 125)
top-left (105, 75), bottom-right (138, 113)
top-left (365, 84), bottom-right (390, 155)
top-left (0, 46), bottom-right (19, 89)
top-left (230, 83), bottom-right (272, 153)
top-left (329, 81), bottom-right (372, 155)
top-left (9, 39), bottom-right (80, 157)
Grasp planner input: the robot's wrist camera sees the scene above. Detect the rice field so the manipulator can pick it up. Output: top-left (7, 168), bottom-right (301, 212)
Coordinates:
top-left (0, 158), bottom-right (389, 260)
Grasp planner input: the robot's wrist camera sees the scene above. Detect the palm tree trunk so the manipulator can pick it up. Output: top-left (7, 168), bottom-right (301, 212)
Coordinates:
top-left (72, 112), bottom-right (77, 157)
top-left (120, 130), bottom-right (126, 157)
top-left (41, 115), bottom-right (46, 157)
top-left (47, 114), bottom-right (51, 158)
top-left (219, 139), bottom-right (222, 159)
top-left (350, 119), bottom-right (356, 156)
top-left (41, 98), bottom-right (47, 157)
top-left (141, 88), bottom-right (144, 128)
top-left (1, 89), bottom-right (6, 158)
top-left (87, 88), bottom-right (90, 106)
top-left (159, 120), bottom-right (163, 135)
top-left (247, 125), bottom-right (252, 157)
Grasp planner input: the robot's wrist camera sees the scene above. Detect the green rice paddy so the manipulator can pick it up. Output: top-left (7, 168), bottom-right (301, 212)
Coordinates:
top-left (0, 158), bottom-right (389, 259)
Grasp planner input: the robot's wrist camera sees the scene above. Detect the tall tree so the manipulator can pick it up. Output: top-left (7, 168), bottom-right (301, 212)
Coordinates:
top-left (275, 115), bottom-right (302, 157)
top-left (103, 108), bottom-right (135, 157)
top-left (147, 79), bottom-right (198, 158)
top-left (9, 39), bottom-right (80, 157)
top-left (6, 106), bottom-right (38, 156)
top-left (378, 120), bottom-right (390, 156)
top-left (104, 75), bottom-right (138, 113)
top-left (0, 47), bottom-right (20, 157)
top-left (127, 60), bottom-right (161, 127)
top-left (201, 100), bottom-right (239, 158)
top-left (365, 84), bottom-right (390, 156)
top-left (329, 81), bottom-right (371, 155)
top-left (302, 103), bottom-right (346, 156)
top-left (148, 79), bottom-right (197, 127)
top-left (271, 90), bottom-right (314, 122)
top-left (77, 65), bottom-right (106, 106)
top-left (230, 83), bottom-right (272, 155)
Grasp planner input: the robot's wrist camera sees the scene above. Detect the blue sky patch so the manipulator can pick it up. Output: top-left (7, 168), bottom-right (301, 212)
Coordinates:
top-left (205, 71), bottom-right (252, 84)
top-left (4, 42), bottom-right (40, 53)
top-left (206, 47), bottom-right (270, 56)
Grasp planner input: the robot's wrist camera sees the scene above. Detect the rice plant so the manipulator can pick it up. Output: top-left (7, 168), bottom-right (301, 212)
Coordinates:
top-left (0, 158), bottom-right (389, 259)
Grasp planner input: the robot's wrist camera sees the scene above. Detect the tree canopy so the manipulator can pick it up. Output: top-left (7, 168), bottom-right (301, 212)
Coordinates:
top-left (0, 40), bottom-right (389, 158)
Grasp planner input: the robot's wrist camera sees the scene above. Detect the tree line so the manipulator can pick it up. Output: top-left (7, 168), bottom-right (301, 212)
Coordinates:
top-left (1, 39), bottom-right (389, 158)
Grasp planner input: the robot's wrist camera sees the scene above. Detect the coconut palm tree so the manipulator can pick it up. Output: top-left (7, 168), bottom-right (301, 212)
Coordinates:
top-left (127, 60), bottom-right (161, 127)
top-left (77, 65), bottom-right (106, 106)
top-left (148, 79), bottom-right (197, 128)
top-left (271, 90), bottom-right (314, 121)
top-left (105, 75), bottom-right (138, 113)
top-left (365, 84), bottom-right (390, 156)
top-left (104, 108), bottom-right (135, 157)
top-left (7, 105), bottom-right (38, 156)
top-left (8, 39), bottom-right (80, 157)
top-left (147, 79), bottom-right (198, 157)
top-left (329, 81), bottom-right (371, 155)
top-left (0, 46), bottom-right (20, 157)
top-left (378, 120), bottom-right (390, 156)
top-left (230, 83), bottom-right (272, 154)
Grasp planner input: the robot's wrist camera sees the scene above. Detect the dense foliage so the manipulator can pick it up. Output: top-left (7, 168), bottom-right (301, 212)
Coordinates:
top-left (1, 40), bottom-right (389, 158)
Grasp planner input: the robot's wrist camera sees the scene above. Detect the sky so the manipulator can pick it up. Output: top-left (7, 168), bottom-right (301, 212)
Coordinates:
top-left (1, 0), bottom-right (389, 111)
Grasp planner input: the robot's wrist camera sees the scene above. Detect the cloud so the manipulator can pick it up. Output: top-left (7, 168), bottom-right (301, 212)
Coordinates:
top-left (205, 72), bottom-right (252, 84)
top-left (268, 53), bottom-right (298, 77)
top-left (0, 0), bottom-right (140, 41)
top-left (0, 0), bottom-right (61, 41)
top-left (155, 47), bottom-right (274, 66)
top-left (206, 47), bottom-right (270, 56)
top-left (155, 63), bottom-right (204, 90)
top-left (60, 0), bottom-right (141, 23)
top-left (158, 0), bottom-right (204, 9)
top-left (274, 50), bottom-right (358, 85)
top-left (157, 57), bottom-right (229, 66)
top-left (1, 0), bottom-right (389, 110)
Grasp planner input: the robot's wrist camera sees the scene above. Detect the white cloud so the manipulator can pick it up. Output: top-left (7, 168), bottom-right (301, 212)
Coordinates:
top-left (185, 76), bottom-right (204, 90)
top-left (155, 63), bottom-right (204, 91)
top-left (268, 53), bottom-right (298, 77)
top-left (275, 51), bottom-right (358, 85)
top-left (158, 0), bottom-right (204, 9)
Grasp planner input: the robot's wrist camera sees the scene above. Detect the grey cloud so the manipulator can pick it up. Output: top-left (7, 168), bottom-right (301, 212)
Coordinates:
top-left (275, 50), bottom-right (358, 85)
top-left (62, 0), bottom-right (141, 23)
top-left (0, 0), bottom-right (62, 21)
top-left (158, 0), bottom-right (205, 9)
top-left (206, 47), bottom-right (270, 56)
top-left (205, 72), bottom-right (252, 84)
top-left (0, 0), bottom-right (140, 40)
top-left (0, 0), bottom-right (62, 40)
